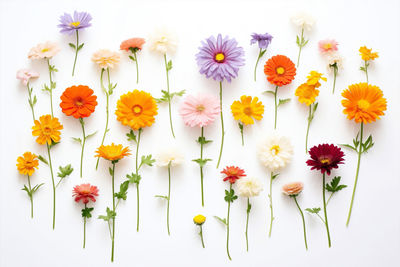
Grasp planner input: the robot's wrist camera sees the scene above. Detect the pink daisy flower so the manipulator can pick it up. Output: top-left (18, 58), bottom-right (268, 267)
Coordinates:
top-left (318, 39), bottom-right (338, 54)
top-left (73, 183), bottom-right (99, 204)
top-left (179, 94), bottom-right (220, 127)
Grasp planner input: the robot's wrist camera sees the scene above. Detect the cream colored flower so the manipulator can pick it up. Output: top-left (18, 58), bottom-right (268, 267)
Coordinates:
top-left (258, 133), bottom-right (293, 172)
top-left (237, 176), bottom-right (263, 198)
top-left (291, 13), bottom-right (315, 31)
top-left (148, 28), bottom-right (178, 54)
top-left (91, 49), bottom-right (121, 69)
top-left (282, 182), bottom-right (304, 196)
top-left (155, 146), bottom-right (184, 167)
top-left (28, 41), bottom-right (61, 59)
top-left (326, 52), bottom-right (344, 73)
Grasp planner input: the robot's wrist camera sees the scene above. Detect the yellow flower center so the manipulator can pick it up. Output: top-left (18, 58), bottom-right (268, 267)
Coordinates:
top-left (270, 145), bottom-right (280, 155)
top-left (132, 105), bottom-right (143, 115)
top-left (43, 126), bottom-right (52, 134)
top-left (70, 21), bottom-right (81, 27)
top-left (323, 43), bottom-right (332, 49)
top-left (243, 106), bottom-right (253, 116)
top-left (276, 67), bottom-right (285, 75)
top-left (215, 53), bottom-right (225, 62)
top-left (320, 157), bottom-right (331, 164)
top-left (196, 105), bottom-right (205, 112)
top-left (357, 99), bottom-right (370, 110)
top-left (75, 98), bottom-right (84, 107)
top-left (41, 48), bottom-right (49, 53)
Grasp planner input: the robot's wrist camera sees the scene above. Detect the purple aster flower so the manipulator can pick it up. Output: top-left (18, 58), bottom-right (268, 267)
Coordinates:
top-left (250, 33), bottom-right (273, 49)
top-left (58, 11), bottom-right (92, 35)
top-left (196, 34), bottom-right (245, 82)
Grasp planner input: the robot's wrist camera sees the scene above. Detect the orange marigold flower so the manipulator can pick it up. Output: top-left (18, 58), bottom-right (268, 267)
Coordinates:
top-left (115, 90), bottom-right (158, 130)
top-left (32, 115), bottom-right (63, 145)
top-left (16, 152), bottom-right (39, 176)
top-left (221, 166), bottom-right (246, 184)
top-left (120, 38), bottom-right (145, 52)
top-left (359, 46), bottom-right (378, 61)
top-left (295, 83), bottom-right (320, 106)
top-left (264, 55), bottom-right (296, 86)
top-left (60, 85), bottom-right (98, 119)
top-left (95, 143), bottom-right (131, 161)
top-left (231, 95), bottom-right (264, 125)
top-left (341, 83), bottom-right (387, 124)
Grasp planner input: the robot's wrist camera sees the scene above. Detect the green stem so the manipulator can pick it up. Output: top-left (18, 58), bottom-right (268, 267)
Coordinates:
top-left (226, 184), bottom-right (232, 260)
top-left (83, 203), bottom-right (87, 249)
top-left (47, 144), bottom-right (56, 229)
top-left (134, 51), bottom-right (139, 84)
top-left (296, 27), bottom-right (304, 67)
top-left (72, 30), bottom-right (79, 76)
top-left (200, 127), bottom-right (205, 207)
top-left (364, 60), bottom-right (369, 84)
top-left (27, 175), bottom-right (33, 218)
top-left (245, 198), bottom-right (250, 251)
top-left (346, 122), bottom-right (364, 226)
top-left (239, 123), bottom-right (244, 146)
top-left (293, 196), bottom-right (308, 250)
top-left (79, 118), bottom-right (86, 178)
top-left (216, 82), bottom-right (225, 168)
top-left (95, 69), bottom-right (109, 170)
top-left (268, 172), bottom-right (274, 237)
top-left (167, 165), bottom-right (171, 235)
top-left (136, 128), bottom-right (142, 232)
top-left (254, 48), bottom-right (263, 81)
top-left (164, 54), bottom-right (175, 138)
top-left (332, 64), bottom-right (338, 94)
top-left (274, 86), bottom-right (278, 129)
top-left (322, 173), bottom-right (331, 247)
top-left (47, 59), bottom-right (54, 117)
top-left (111, 162), bottom-right (116, 262)
top-left (305, 105), bottom-right (312, 153)
top-left (326, 192), bottom-right (334, 206)
top-left (26, 82), bottom-right (36, 122)
top-left (199, 225), bottom-right (205, 248)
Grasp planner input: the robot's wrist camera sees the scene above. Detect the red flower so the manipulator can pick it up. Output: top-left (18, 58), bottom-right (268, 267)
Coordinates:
top-left (221, 166), bottom-right (246, 184)
top-left (306, 144), bottom-right (345, 175)
top-left (73, 184), bottom-right (99, 204)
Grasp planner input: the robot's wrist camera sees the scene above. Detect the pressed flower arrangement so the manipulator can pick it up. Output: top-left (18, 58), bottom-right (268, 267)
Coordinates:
top-left (251, 32), bottom-right (273, 81)
top-left (120, 38), bottom-right (145, 83)
top-left (16, 69), bottom-right (39, 122)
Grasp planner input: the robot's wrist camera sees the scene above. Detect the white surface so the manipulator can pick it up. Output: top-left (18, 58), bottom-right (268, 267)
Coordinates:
top-left (1, 0), bottom-right (399, 266)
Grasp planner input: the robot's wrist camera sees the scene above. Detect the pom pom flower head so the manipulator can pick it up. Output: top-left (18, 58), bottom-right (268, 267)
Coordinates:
top-left (231, 95), bottom-right (264, 145)
top-left (291, 12), bottom-right (315, 67)
top-left (120, 38), bottom-right (145, 83)
top-left (251, 32), bottom-right (273, 81)
top-left (196, 34), bottom-right (245, 168)
top-left (179, 93), bottom-right (220, 206)
top-left (73, 183), bottom-right (99, 248)
top-left (60, 85), bottom-right (98, 177)
top-left (16, 69), bottom-right (39, 122)
top-left (193, 215), bottom-right (206, 248)
top-left (58, 11), bottom-right (92, 76)
top-left (264, 55), bottom-right (296, 129)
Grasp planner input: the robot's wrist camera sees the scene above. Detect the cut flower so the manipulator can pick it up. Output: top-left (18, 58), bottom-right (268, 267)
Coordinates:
top-left (306, 144), bottom-right (344, 175)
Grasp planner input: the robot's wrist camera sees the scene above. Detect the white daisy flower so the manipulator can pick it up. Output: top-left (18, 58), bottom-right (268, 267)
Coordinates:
top-left (258, 133), bottom-right (293, 172)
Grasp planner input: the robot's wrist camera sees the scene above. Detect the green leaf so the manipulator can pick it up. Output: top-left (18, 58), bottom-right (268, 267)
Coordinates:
top-left (140, 155), bottom-right (155, 167)
top-left (126, 173), bottom-right (141, 184)
top-left (305, 207), bottom-right (321, 214)
top-left (128, 55), bottom-right (136, 61)
top-left (271, 173), bottom-right (279, 180)
top-left (326, 176), bottom-right (347, 193)
top-left (154, 195), bottom-right (169, 200)
top-left (72, 137), bottom-right (82, 145)
top-left (32, 95), bottom-right (37, 106)
top-left (98, 207), bottom-right (116, 222)
top-left (109, 167), bottom-right (114, 176)
top-left (57, 164), bottom-right (73, 178)
top-left (21, 185), bottom-right (32, 197)
top-left (192, 158), bottom-right (212, 167)
top-left (213, 216), bottom-right (227, 226)
top-left (362, 135), bottom-right (374, 153)
top-left (278, 98), bottom-right (291, 107)
top-left (155, 90), bottom-right (185, 103)
top-left (108, 82), bottom-right (117, 95)
top-left (238, 123), bottom-right (244, 131)
top-left (82, 207), bottom-right (94, 218)
top-left (31, 183), bottom-right (44, 194)
top-left (114, 181), bottom-right (130, 200)
top-left (166, 60), bottom-right (173, 71)
top-left (126, 130), bottom-right (137, 142)
top-left (49, 141), bottom-right (59, 149)
top-left (38, 155), bottom-right (48, 165)
top-left (68, 43), bottom-right (76, 49)
top-left (340, 144), bottom-right (357, 152)
top-left (77, 43), bottom-right (84, 51)
top-left (85, 131), bottom-right (97, 139)
top-left (296, 35), bottom-right (300, 46)
top-left (259, 49), bottom-right (267, 57)
top-left (196, 136), bottom-right (212, 145)
top-left (247, 202), bottom-right (252, 213)
top-left (264, 90), bottom-right (276, 96)
top-left (224, 189), bottom-right (238, 203)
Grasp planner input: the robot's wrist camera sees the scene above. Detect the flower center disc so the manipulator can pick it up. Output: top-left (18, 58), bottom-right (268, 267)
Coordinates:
top-left (243, 106), bottom-right (253, 116)
top-left (319, 157), bottom-right (331, 165)
top-left (276, 67), bottom-right (285, 75)
top-left (70, 21), bottom-right (81, 27)
top-left (270, 145), bottom-right (280, 155)
top-left (215, 53), bottom-right (225, 63)
top-left (132, 105), bottom-right (143, 115)
top-left (324, 43), bottom-right (332, 49)
top-left (75, 97), bottom-right (84, 107)
top-left (196, 104), bottom-right (205, 112)
top-left (357, 99), bottom-right (370, 110)
top-left (41, 48), bottom-right (49, 53)
top-left (43, 126), bottom-right (52, 134)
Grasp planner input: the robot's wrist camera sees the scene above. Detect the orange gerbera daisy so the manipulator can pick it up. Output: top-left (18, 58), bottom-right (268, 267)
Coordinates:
top-left (341, 83), bottom-right (387, 124)
top-left (264, 55), bottom-right (296, 86)
top-left (95, 143), bottom-right (131, 161)
top-left (115, 90), bottom-right (158, 130)
top-left (60, 85), bottom-right (98, 118)
top-left (295, 83), bottom-right (320, 106)
top-left (231, 96), bottom-right (264, 125)
top-left (359, 46), bottom-right (378, 61)
top-left (16, 152), bottom-right (39, 176)
top-left (32, 115), bottom-right (63, 145)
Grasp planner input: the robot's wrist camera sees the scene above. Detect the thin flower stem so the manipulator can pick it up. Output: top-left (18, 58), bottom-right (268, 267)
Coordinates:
top-left (326, 192), bottom-right (334, 206)
top-left (346, 122), bottom-right (363, 226)
top-left (83, 203), bottom-right (87, 249)
top-left (245, 198), bottom-right (250, 251)
top-left (95, 69), bottom-right (109, 170)
top-left (47, 59), bottom-right (54, 117)
top-left (296, 27), bottom-right (304, 67)
top-left (200, 127), bottom-right (205, 207)
top-left (167, 165), bottom-right (171, 235)
top-left (47, 144), bottom-right (56, 229)
top-left (305, 105), bottom-right (312, 153)
top-left (226, 184), bottom-right (232, 260)
top-left (26, 82), bottom-right (36, 122)
top-left (111, 162), bottom-right (116, 262)
top-left (164, 54), bottom-right (175, 138)
top-left (136, 128), bottom-right (142, 232)
top-left (322, 172), bottom-right (331, 247)
top-left (199, 225), bottom-right (205, 248)
top-left (72, 30), bottom-right (79, 76)
top-left (364, 60), bottom-right (369, 84)
top-left (274, 86), bottom-right (279, 129)
top-left (27, 175), bottom-right (33, 218)
top-left (254, 48), bottom-right (263, 81)
top-left (239, 123), bottom-right (244, 146)
top-left (216, 82), bottom-right (225, 168)
top-left (79, 118), bottom-right (86, 178)
top-left (268, 172), bottom-right (274, 237)
top-left (332, 64), bottom-right (338, 94)
top-left (293, 196), bottom-right (308, 250)
top-left (134, 51), bottom-right (139, 84)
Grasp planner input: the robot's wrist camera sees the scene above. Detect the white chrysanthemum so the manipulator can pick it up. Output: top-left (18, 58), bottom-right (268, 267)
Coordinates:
top-left (237, 177), bottom-right (263, 198)
top-left (155, 147), bottom-right (184, 167)
top-left (291, 13), bottom-right (315, 31)
top-left (148, 28), bottom-right (178, 54)
top-left (258, 133), bottom-right (293, 172)
top-left (325, 52), bottom-right (344, 73)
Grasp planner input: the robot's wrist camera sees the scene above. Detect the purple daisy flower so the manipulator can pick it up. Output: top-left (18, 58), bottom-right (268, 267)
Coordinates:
top-left (250, 33), bottom-right (273, 49)
top-left (58, 11), bottom-right (92, 35)
top-left (196, 34), bottom-right (245, 82)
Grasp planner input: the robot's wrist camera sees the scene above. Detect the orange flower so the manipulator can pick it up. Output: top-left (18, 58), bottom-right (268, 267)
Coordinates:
top-left (95, 143), bottom-right (131, 161)
top-left (295, 83), bottom-right (319, 106)
top-left (359, 46), bottom-right (378, 61)
top-left (32, 115), bottom-right (63, 145)
top-left (60, 85), bottom-right (98, 119)
top-left (342, 83), bottom-right (387, 124)
top-left (231, 96), bottom-right (264, 125)
top-left (17, 152), bottom-right (39, 176)
top-left (115, 90), bottom-right (158, 130)
top-left (264, 55), bottom-right (296, 86)
top-left (120, 38), bottom-right (145, 52)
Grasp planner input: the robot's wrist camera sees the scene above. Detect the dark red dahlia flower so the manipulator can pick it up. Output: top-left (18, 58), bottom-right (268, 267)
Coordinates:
top-left (221, 166), bottom-right (246, 184)
top-left (306, 144), bottom-right (345, 175)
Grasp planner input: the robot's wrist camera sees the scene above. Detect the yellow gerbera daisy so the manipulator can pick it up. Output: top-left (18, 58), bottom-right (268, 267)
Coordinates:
top-left (306, 71), bottom-right (327, 88)
top-left (295, 83), bottom-right (320, 106)
top-left (16, 152), bottom-right (39, 176)
top-left (115, 90), bottom-right (158, 130)
top-left (230, 96), bottom-right (264, 125)
top-left (95, 143), bottom-right (131, 161)
top-left (359, 46), bottom-right (378, 61)
top-left (32, 115), bottom-right (63, 145)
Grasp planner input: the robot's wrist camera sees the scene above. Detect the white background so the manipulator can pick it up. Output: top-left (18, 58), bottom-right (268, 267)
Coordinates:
top-left (1, 0), bottom-right (399, 266)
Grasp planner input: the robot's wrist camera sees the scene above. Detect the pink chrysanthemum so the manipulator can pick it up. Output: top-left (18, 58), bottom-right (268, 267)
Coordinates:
top-left (72, 184), bottom-right (99, 204)
top-left (318, 39), bottom-right (338, 54)
top-left (179, 94), bottom-right (220, 127)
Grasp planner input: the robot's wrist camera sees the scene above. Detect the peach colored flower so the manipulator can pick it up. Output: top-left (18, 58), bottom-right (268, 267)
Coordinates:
top-left (91, 49), bottom-right (121, 69)
top-left (28, 41), bottom-right (61, 59)
top-left (282, 182), bottom-right (304, 196)
top-left (16, 69), bottom-right (39, 86)
top-left (318, 39), bottom-right (338, 54)
top-left (120, 38), bottom-right (145, 51)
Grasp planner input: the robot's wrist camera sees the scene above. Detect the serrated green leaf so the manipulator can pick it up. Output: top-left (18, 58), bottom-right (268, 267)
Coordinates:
top-left (57, 164), bottom-right (73, 178)
top-left (305, 207), bottom-right (321, 214)
top-left (82, 207), bottom-right (94, 218)
top-left (114, 180), bottom-right (130, 200)
top-left (326, 176), bottom-right (347, 193)
top-left (126, 173), bottom-right (141, 184)
top-left (126, 130), bottom-right (137, 142)
top-left (38, 155), bottom-right (48, 165)
top-left (224, 189), bottom-right (238, 203)
top-left (196, 136), bottom-right (212, 145)
top-left (98, 207), bottom-right (116, 221)
top-left (140, 155), bottom-right (155, 167)
top-left (192, 158), bottom-right (212, 167)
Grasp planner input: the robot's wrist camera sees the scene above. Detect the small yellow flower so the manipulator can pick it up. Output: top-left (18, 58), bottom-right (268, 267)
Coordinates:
top-left (359, 46), bottom-right (378, 61)
top-left (95, 143), bottom-right (131, 162)
top-left (193, 214), bottom-right (206, 225)
top-left (32, 115), bottom-right (63, 145)
top-left (306, 71), bottom-right (327, 88)
top-left (231, 95), bottom-right (264, 125)
top-left (16, 152), bottom-right (39, 176)
top-left (295, 83), bottom-right (320, 106)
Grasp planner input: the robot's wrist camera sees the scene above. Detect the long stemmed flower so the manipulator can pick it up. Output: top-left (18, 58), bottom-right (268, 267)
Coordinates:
top-left (359, 46), bottom-right (378, 84)
top-left (196, 34), bottom-right (245, 168)
top-left (149, 28), bottom-right (183, 138)
top-left (318, 39), bottom-right (342, 94)
top-left (215, 166), bottom-right (246, 260)
top-left (306, 144), bottom-right (345, 247)
top-left (237, 176), bottom-right (263, 251)
top-left (73, 184), bottom-right (99, 248)
top-left (28, 41), bottom-right (61, 117)
top-left (341, 82), bottom-right (386, 226)
top-left (231, 95), bottom-right (264, 146)
top-left (58, 11), bottom-right (92, 76)
top-left (193, 215), bottom-right (206, 248)
top-left (258, 133), bottom-right (293, 236)
top-left (295, 71), bottom-right (327, 152)
top-left (179, 93), bottom-right (220, 206)
top-left (96, 143), bottom-right (131, 262)
top-left (16, 152), bottom-right (43, 218)
top-left (264, 55), bottom-right (296, 129)
top-left (16, 69), bottom-right (39, 122)
top-left (116, 90), bottom-right (157, 232)
top-left (60, 85), bottom-right (98, 177)
top-left (120, 38), bottom-right (145, 83)
top-left (291, 13), bottom-right (315, 67)
top-left (155, 147), bottom-right (184, 235)
top-left (251, 33), bottom-right (273, 81)
top-left (282, 182), bottom-right (307, 250)
top-left (92, 49), bottom-right (120, 170)
top-left (32, 115), bottom-right (73, 229)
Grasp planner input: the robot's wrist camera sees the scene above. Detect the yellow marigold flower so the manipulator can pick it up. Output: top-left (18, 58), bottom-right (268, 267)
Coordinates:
top-left (359, 46), bottom-right (378, 61)
top-left (193, 214), bottom-right (206, 225)
top-left (16, 152), bottom-right (39, 176)
top-left (115, 90), bottom-right (158, 131)
top-left (342, 83), bottom-right (387, 124)
top-left (295, 83), bottom-right (320, 106)
top-left (230, 95), bottom-right (264, 125)
top-left (306, 71), bottom-right (327, 88)
top-left (95, 143), bottom-right (131, 161)
top-left (32, 115), bottom-right (63, 145)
